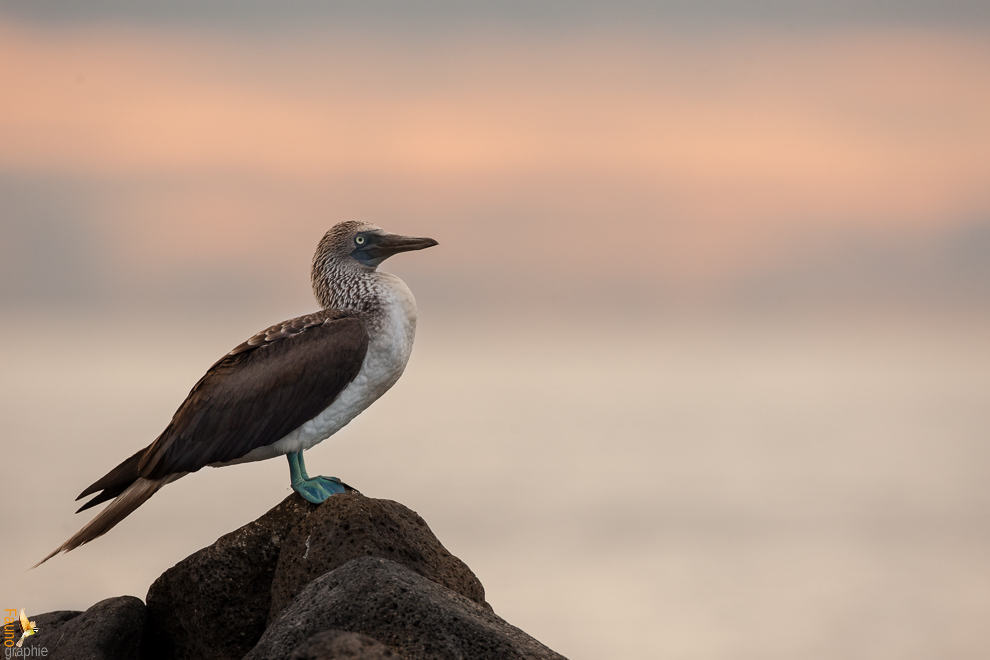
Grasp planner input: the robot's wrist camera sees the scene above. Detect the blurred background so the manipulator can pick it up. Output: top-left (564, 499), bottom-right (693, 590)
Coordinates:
top-left (1, 2), bottom-right (988, 658)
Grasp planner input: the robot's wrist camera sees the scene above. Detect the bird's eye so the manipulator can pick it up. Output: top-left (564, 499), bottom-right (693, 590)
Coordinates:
top-left (355, 236), bottom-right (366, 245)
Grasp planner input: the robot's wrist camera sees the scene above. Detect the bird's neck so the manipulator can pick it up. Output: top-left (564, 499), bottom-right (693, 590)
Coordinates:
top-left (313, 265), bottom-right (409, 317)
top-left (315, 267), bottom-right (418, 350)
top-left (314, 265), bottom-right (375, 311)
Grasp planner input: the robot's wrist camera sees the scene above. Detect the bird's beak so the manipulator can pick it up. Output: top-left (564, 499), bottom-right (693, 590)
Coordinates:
top-left (376, 233), bottom-right (439, 255)
top-left (352, 233), bottom-right (439, 267)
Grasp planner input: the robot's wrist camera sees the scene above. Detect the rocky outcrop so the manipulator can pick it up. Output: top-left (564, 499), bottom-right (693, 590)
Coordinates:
top-left (248, 558), bottom-right (564, 660)
top-left (145, 496), bottom-right (319, 660)
top-left (269, 494), bottom-right (489, 621)
top-left (8, 597), bottom-right (147, 659)
top-left (288, 630), bottom-right (402, 660)
top-left (26, 493), bottom-right (566, 660)
top-left (4, 609), bottom-right (82, 651)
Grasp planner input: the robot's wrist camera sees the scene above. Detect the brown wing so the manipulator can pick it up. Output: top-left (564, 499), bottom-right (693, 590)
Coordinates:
top-left (77, 309), bottom-right (369, 506)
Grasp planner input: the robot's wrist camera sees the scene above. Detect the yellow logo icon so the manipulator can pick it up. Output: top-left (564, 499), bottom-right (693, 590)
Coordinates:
top-left (16, 609), bottom-right (39, 648)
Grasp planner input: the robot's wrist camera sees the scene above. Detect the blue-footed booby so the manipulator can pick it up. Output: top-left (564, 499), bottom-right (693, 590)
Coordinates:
top-left (36, 221), bottom-right (437, 566)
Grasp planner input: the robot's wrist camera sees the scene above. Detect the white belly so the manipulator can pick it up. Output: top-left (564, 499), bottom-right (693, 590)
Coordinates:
top-left (256, 346), bottom-right (403, 456)
top-left (219, 274), bottom-right (418, 466)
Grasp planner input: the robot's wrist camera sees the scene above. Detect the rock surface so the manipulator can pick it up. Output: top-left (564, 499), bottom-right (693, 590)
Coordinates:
top-left (269, 493), bottom-right (488, 621)
top-left (3, 609), bottom-right (81, 651)
top-left (28, 492), bottom-right (567, 660)
top-left (288, 630), bottom-right (403, 660)
top-left (145, 495), bottom-right (318, 660)
top-left (246, 557), bottom-right (566, 660)
top-left (10, 597), bottom-right (147, 659)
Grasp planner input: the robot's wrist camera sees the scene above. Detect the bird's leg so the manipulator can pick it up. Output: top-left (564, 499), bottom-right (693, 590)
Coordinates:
top-left (287, 451), bottom-right (310, 480)
top-left (287, 451), bottom-right (345, 504)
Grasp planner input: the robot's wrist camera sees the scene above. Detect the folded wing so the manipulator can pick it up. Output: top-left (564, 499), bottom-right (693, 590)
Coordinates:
top-left (82, 309), bottom-right (369, 504)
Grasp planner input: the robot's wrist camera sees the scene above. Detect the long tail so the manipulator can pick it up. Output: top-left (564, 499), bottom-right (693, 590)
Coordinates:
top-left (33, 475), bottom-right (179, 568)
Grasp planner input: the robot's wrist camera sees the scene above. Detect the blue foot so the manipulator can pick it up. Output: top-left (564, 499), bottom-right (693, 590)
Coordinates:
top-left (292, 475), bottom-right (346, 503)
top-left (287, 451), bottom-right (345, 503)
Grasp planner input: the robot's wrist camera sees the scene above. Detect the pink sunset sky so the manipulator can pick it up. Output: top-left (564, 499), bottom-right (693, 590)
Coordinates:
top-left (1, 8), bottom-right (988, 311)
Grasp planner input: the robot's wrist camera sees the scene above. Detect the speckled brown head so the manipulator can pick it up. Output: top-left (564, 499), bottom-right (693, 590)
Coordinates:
top-left (311, 221), bottom-right (438, 309)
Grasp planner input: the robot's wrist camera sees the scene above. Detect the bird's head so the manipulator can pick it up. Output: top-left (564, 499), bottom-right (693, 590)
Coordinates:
top-left (311, 220), bottom-right (438, 307)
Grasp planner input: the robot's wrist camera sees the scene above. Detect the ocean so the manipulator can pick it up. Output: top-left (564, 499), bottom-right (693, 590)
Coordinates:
top-left (1, 306), bottom-right (988, 659)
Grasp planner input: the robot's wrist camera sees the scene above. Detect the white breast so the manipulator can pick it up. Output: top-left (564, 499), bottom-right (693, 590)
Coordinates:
top-left (227, 273), bottom-right (418, 465)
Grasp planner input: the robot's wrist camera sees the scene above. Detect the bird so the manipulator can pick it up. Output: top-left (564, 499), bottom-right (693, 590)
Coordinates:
top-left (35, 220), bottom-right (438, 566)
top-left (16, 609), bottom-right (39, 647)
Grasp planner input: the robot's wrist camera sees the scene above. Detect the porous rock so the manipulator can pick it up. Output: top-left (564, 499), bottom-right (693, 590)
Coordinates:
top-left (246, 557), bottom-right (567, 660)
top-left (18, 597), bottom-right (146, 659)
top-left (289, 629), bottom-right (403, 659)
top-left (3, 610), bottom-right (81, 651)
top-left (269, 493), bottom-right (488, 622)
top-left (145, 494), bottom-right (319, 660)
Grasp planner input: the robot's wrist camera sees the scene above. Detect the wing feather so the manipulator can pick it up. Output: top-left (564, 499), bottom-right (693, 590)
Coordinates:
top-left (135, 310), bottom-right (369, 478)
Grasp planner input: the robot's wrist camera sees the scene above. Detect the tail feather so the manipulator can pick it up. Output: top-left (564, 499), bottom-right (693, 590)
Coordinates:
top-left (33, 474), bottom-right (181, 568)
top-left (75, 482), bottom-right (131, 513)
top-left (76, 448), bottom-right (146, 501)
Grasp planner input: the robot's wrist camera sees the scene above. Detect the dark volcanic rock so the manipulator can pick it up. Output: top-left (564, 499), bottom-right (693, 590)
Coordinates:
top-left (269, 493), bottom-right (488, 621)
top-left (12, 597), bottom-right (146, 659)
top-left (54, 596), bottom-right (147, 659)
top-left (3, 610), bottom-right (81, 651)
top-left (28, 490), bottom-right (566, 660)
top-left (289, 630), bottom-right (403, 659)
top-left (246, 557), bottom-right (566, 660)
top-left (145, 494), bottom-right (319, 660)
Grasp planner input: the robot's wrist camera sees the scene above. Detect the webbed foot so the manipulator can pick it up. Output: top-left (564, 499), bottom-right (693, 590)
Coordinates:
top-left (287, 451), bottom-right (346, 503)
top-left (292, 475), bottom-right (346, 503)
